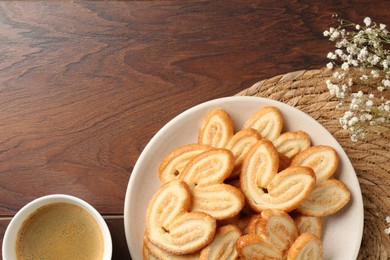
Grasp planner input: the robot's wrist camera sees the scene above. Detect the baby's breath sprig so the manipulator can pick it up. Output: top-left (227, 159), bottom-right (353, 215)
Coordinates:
top-left (324, 15), bottom-right (390, 142)
top-left (386, 216), bottom-right (390, 235)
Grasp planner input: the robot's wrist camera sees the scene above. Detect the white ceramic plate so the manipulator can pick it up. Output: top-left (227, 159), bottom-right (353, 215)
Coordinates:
top-left (124, 96), bottom-right (363, 260)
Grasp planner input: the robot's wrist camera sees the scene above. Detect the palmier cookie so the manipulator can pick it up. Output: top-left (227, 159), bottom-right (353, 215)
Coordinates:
top-left (273, 131), bottom-right (311, 159)
top-left (240, 139), bottom-right (279, 189)
top-left (200, 225), bottom-right (242, 260)
top-left (291, 145), bottom-right (339, 184)
top-left (297, 178), bottom-right (351, 217)
top-left (143, 234), bottom-right (200, 260)
top-left (145, 180), bottom-right (216, 255)
top-left (241, 165), bottom-right (316, 213)
top-left (198, 109), bottom-right (234, 148)
top-left (294, 215), bottom-right (322, 239)
top-left (235, 233), bottom-right (283, 260)
top-left (159, 143), bottom-right (210, 183)
top-left (180, 148), bottom-right (245, 220)
top-left (225, 128), bottom-right (262, 179)
top-left (287, 233), bottom-right (323, 260)
top-left (240, 140), bottom-right (316, 212)
top-left (243, 106), bottom-right (283, 141)
top-left (248, 209), bottom-right (299, 253)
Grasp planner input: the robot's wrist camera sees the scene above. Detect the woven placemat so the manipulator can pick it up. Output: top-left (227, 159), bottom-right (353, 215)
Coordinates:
top-left (236, 69), bottom-right (390, 259)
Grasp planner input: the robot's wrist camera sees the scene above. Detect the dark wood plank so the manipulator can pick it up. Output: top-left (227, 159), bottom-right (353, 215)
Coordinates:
top-left (0, 218), bottom-right (10, 258)
top-left (105, 217), bottom-right (132, 260)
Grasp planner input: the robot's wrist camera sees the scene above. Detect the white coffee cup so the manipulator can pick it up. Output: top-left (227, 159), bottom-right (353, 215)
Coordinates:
top-left (2, 194), bottom-right (112, 260)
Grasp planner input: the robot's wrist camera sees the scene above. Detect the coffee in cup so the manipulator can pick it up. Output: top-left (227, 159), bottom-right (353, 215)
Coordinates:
top-left (2, 194), bottom-right (112, 260)
top-left (16, 202), bottom-right (104, 259)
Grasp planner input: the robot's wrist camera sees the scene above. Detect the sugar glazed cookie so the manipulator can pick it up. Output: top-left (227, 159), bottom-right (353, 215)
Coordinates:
top-left (273, 131), bottom-right (311, 159)
top-left (297, 179), bottom-right (351, 216)
top-left (287, 233), bottom-right (323, 260)
top-left (145, 180), bottom-right (216, 255)
top-left (294, 215), bottom-right (323, 239)
top-left (199, 225), bottom-right (242, 260)
top-left (240, 140), bottom-right (316, 212)
top-left (235, 233), bottom-right (284, 259)
top-left (180, 149), bottom-right (245, 220)
top-left (291, 145), bottom-right (339, 184)
top-left (198, 109), bottom-right (234, 148)
top-left (159, 143), bottom-right (210, 183)
top-left (247, 209), bottom-right (299, 255)
top-left (243, 106), bottom-right (283, 141)
top-left (225, 128), bottom-right (262, 179)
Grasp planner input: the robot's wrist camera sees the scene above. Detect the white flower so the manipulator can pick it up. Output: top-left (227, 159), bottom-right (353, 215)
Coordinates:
top-left (355, 24), bottom-right (361, 30)
top-left (371, 55), bottom-right (381, 66)
top-left (336, 38), bottom-right (349, 48)
top-left (383, 79), bottom-right (390, 87)
top-left (364, 17), bottom-right (372, 27)
top-left (348, 78), bottom-right (353, 86)
top-left (365, 100), bottom-right (373, 107)
top-left (348, 116), bottom-right (359, 126)
top-left (345, 111), bottom-right (353, 118)
top-left (365, 27), bottom-right (373, 34)
top-left (326, 62), bottom-right (334, 69)
top-left (358, 47), bottom-right (368, 61)
top-left (371, 69), bottom-right (379, 78)
top-left (360, 113), bottom-right (372, 122)
top-left (383, 60), bottom-right (389, 69)
top-left (327, 52), bottom-right (337, 59)
top-left (350, 103), bottom-right (359, 110)
top-left (330, 30), bottom-right (340, 41)
top-left (335, 49), bottom-right (343, 56)
top-left (380, 24), bottom-right (386, 30)
top-left (346, 44), bottom-right (358, 55)
top-left (351, 59), bottom-right (359, 67)
top-left (385, 214), bottom-right (390, 234)
top-left (341, 62), bottom-right (349, 71)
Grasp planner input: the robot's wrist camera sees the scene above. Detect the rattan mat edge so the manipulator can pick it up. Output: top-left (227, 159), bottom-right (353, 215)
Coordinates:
top-left (236, 69), bottom-right (390, 259)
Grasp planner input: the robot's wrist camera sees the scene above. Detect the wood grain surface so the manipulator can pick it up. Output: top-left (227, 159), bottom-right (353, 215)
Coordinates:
top-left (0, 1), bottom-right (389, 259)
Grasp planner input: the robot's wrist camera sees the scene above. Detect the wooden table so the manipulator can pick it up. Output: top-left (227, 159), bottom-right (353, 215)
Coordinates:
top-left (0, 1), bottom-right (389, 259)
